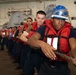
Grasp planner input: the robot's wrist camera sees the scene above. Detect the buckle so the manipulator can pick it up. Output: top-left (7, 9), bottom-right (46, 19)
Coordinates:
top-left (50, 65), bottom-right (56, 68)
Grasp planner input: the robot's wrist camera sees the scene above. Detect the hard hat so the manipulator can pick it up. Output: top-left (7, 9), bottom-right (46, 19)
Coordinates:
top-left (51, 5), bottom-right (68, 20)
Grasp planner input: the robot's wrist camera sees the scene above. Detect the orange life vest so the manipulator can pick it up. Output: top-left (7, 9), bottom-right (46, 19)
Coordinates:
top-left (1, 29), bottom-right (7, 37)
top-left (28, 20), bottom-right (51, 38)
top-left (23, 23), bottom-right (29, 31)
top-left (24, 20), bottom-right (52, 44)
top-left (27, 22), bottom-right (38, 38)
top-left (44, 21), bottom-right (72, 61)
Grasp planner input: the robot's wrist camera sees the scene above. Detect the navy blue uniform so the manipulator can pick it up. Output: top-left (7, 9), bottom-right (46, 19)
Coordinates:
top-left (36, 25), bottom-right (76, 75)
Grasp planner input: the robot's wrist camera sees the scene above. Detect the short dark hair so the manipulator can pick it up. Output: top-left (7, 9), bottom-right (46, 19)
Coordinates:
top-left (20, 22), bottom-right (24, 25)
top-left (27, 17), bottom-right (33, 21)
top-left (36, 10), bottom-right (46, 16)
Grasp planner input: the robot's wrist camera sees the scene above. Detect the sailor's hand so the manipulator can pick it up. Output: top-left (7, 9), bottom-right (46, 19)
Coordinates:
top-left (41, 42), bottom-right (56, 60)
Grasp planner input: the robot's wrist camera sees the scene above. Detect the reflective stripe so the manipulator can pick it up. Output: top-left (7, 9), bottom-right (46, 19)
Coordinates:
top-left (47, 37), bottom-right (52, 45)
top-left (52, 38), bottom-right (58, 49)
top-left (51, 15), bottom-right (68, 19)
top-left (47, 37), bottom-right (58, 49)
